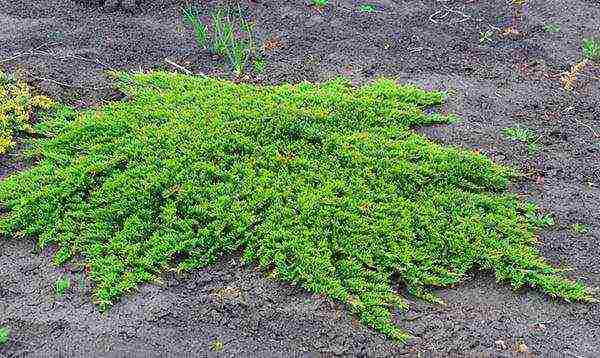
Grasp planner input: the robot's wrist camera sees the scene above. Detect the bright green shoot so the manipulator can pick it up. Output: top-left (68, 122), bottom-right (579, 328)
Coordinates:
top-left (311, 0), bottom-right (329, 7)
top-left (0, 327), bottom-right (9, 346)
top-left (582, 38), bottom-right (600, 62)
top-left (358, 3), bottom-right (377, 13)
top-left (55, 277), bottom-right (71, 296)
top-left (503, 126), bottom-right (540, 153)
top-left (182, 6), bottom-right (209, 50)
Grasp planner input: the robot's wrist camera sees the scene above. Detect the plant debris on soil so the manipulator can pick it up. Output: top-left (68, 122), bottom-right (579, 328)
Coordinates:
top-left (0, 71), bottom-right (593, 340)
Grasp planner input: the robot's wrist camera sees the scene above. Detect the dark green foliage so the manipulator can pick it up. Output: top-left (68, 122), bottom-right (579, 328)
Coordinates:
top-left (0, 72), bottom-right (592, 340)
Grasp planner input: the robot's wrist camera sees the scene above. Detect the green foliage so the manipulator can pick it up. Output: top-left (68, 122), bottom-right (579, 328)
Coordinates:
top-left (582, 38), bottom-right (600, 62)
top-left (211, 8), bottom-right (234, 57)
top-left (0, 72), bottom-right (592, 340)
top-left (503, 126), bottom-right (540, 153)
top-left (543, 24), bottom-right (560, 33)
top-left (182, 6), bottom-right (209, 49)
top-left (571, 223), bottom-right (588, 235)
top-left (0, 327), bottom-right (9, 345)
top-left (181, 5), bottom-right (258, 75)
top-left (55, 277), bottom-right (71, 296)
top-left (358, 3), bottom-right (377, 13)
top-left (0, 71), bottom-right (55, 154)
top-left (210, 7), bottom-right (256, 76)
top-left (311, 0), bottom-right (329, 7)
top-left (253, 58), bottom-right (267, 74)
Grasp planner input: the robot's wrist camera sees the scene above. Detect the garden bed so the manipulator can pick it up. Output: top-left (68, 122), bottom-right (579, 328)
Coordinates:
top-left (1, 0), bottom-right (599, 356)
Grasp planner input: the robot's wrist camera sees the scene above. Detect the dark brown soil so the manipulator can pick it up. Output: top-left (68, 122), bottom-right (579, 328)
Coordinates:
top-left (1, 0), bottom-right (599, 357)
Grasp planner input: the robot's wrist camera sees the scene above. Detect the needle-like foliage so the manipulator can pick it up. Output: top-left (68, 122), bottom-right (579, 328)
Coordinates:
top-left (0, 71), bottom-right (55, 154)
top-left (0, 72), bottom-right (592, 340)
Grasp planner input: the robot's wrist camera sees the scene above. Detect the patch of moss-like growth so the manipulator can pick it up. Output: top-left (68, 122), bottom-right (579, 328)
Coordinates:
top-left (0, 72), bottom-right (592, 340)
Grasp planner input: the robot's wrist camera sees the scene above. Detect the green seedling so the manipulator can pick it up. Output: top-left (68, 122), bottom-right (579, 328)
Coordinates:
top-left (563, 38), bottom-right (600, 90)
top-left (211, 8), bottom-right (233, 57)
top-left (182, 6), bottom-right (209, 50)
top-left (358, 3), bottom-right (377, 13)
top-left (0, 327), bottom-right (9, 346)
top-left (479, 30), bottom-right (494, 44)
top-left (210, 6), bottom-right (257, 76)
top-left (543, 24), bottom-right (560, 33)
top-left (311, 0), bottom-right (329, 7)
top-left (210, 339), bottom-right (224, 352)
top-left (582, 38), bottom-right (600, 62)
top-left (503, 126), bottom-right (540, 153)
top-left (55, 277), bottom-right (70, 296)
top-left (571, 223), bottom-right (588, 235)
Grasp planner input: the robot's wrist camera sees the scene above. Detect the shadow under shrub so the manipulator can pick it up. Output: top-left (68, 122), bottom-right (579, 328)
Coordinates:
top-left (0, 72), bottom-right (592, 340)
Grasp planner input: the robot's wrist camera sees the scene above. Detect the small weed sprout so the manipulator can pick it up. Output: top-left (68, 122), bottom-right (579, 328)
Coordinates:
top-left (187, 6), bottom-right (259, 76)
top-left (582, 38), bottom-right (600, 62)
top-left (503, 126), bottom-right (540, 153)
top-left (562, 38), bottom-right (600, 91)
top-left (311, 0), bottom-right (329, 7)
top-left (210, 339), bottom-right (224, 352)
top-left (182, 6), bottom-right (209, 50)
top-left (55, 277), bottom-right (71, 296)
top-left (503, 126), bottom-right (535, 142)
top-left (0, 327), bottom-right (9, 346)
top-left (358, 3), bottom-right (377, 13)
top-left (479, 30), bottom-right (494, 44)
top-left (211, 8), bottom-right (234, 57)
top-left (571, 223), bottom-right (588, 235)
top-left (543, 24), bottom-right (561, 33)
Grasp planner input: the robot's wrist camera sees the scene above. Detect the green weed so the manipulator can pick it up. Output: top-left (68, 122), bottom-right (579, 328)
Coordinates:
top-left (209, 7), bottom-right (257, 76)
top-left (311, 0), bottom-right (329, 7)
top-left (55, 277), bottom-right (71, 296)
top-left (571, 223), bottom-right (588, 235)
top-left (543, 24), bottom-right (560, 33)
top-left (0, 327), bottom-right (8, 346)
top-left (182, 6), bottom-right (209, 50)
top-left (582, 38), bottom-right (600, 62)
top-left (503, 126), bottom-right (540, 153)
top-left (0, 72), bottom-right (593, 340)
top-left (479, 30), bottom-right (494, 45)
top-left (358, 3), bottom-right (377, 13)
top-left (181, 5), bottom-right (257, 75)
top-left (210, 338), bottom-right (224, 352)
top-left (562, 38), bottom-right (600, 90)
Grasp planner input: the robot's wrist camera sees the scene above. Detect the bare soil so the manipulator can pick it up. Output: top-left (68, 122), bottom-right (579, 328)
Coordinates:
top-left (1, 0), bottom-right (599, 357)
